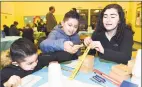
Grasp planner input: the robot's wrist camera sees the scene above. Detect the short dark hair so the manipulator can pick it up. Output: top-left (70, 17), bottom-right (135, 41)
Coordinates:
top-left (72, 8), bottom-right (77, 12)
top-left (10, 38), bottom-right (37, 62)
top-left (49, 6), bottom-right (55, 11)
top-left (63, 10), bottom-right (79, 22)
top-left (14, 21), bottom-right (18, 25)
top-left (3, 25), bottom-right (7, 27)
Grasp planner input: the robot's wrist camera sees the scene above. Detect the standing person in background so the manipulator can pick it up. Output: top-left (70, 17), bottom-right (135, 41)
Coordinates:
top-left (84, 4), bottom-right (134, 64)
top-left (46, 6), bottom-right (57, 37)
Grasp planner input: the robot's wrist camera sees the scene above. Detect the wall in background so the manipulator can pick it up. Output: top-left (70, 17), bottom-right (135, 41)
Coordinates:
top-left (13, 2), bottom-right (111, 27)
top-left (130, 2), bottom-right (141, 43)
top-left (116, 2), bottom-right (141, 42)
top-left (1, 2), bottom-right (141, 42)
top-left (1, 2), bottom-right (15, 29)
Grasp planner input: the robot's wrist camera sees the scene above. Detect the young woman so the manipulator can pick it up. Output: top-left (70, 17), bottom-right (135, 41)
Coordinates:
top-left (84, 4), bottom-right (134, 64)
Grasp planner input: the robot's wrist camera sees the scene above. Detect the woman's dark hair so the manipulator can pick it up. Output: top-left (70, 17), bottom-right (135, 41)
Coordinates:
top-left (10, 38), bottom-right (37, 62)
top-left (95, 4), bottom-right (134, 43)
top-left (63, 10), bottom-right (79, 22)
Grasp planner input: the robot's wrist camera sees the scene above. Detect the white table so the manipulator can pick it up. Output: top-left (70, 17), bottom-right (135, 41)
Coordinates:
top-left (1, 36), bottom-right (21, 51)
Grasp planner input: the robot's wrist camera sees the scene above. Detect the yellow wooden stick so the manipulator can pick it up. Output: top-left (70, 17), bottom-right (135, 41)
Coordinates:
top-left (69, 46), bottom-right (90, 80)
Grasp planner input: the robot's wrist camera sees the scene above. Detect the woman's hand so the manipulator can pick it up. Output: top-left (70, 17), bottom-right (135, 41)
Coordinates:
top-left (89, 41), bottom-right (104, 54)
top-left (4, 75), bottom-right (21, 87)
top-left (84, 37), bottom-right (93, 46)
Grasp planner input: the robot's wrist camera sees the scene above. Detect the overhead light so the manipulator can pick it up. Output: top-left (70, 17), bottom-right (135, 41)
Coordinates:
top-left (77, 10), bottom-right (80, 13)
top-left (29, 20), bottom-right (31, 23)
top-left (94, 10), bottom-right (99, 13)
top-left (25, 17), bottom-right (27, 20)
top-left (43, 18), bottom-right (46, 22)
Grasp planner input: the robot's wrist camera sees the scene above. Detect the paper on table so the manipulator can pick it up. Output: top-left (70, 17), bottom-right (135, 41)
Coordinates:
top-left (131, 49), bottom-right (141, 87)
top-left (40, 76), bottom-right (103, 87)
top-left (63, 60), bottom-right (78, 69)
top-left (132, 49), bottom-right (141, 77)
top-left (18, 75), bottom-right (42, 87)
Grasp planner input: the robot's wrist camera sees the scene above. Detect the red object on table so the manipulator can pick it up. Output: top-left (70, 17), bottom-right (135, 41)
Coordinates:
top-left (93, 69), bottom-right (121, 86)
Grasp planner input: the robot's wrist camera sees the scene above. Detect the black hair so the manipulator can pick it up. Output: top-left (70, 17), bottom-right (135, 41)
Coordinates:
top-left (72, 8), bottom-right (77, 12)
top-left (10, 38), bottom-right (37, 62)
top-left (63, 10), bottom-right (79, 22)
top-left (96, 4), bottom-right (134, 43)
top-left (49, 6), bottom-right (55, 11)
top-left (3, 25), bottom-right (7, 28)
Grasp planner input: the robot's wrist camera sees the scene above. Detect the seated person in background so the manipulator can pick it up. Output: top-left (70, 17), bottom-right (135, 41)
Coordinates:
top-left (0, 30), bottom-right (6, 38)
top-left (40, 10), bottom-right (83, 56)
top-left (84, 4), bottom-right (134, 64)
top-left (37, 20), bottom-right (42, 32)
top-left (32, 23), bottom-right (38, 32)
top-left (1, 38), bottom-right (77, 87)
top-left (37, 19), bottom-right (46, 32)
top-left (22, 23), bottom-right (34, 43)
top-left (9, 21), bottom-right (20, 36)
top-left (3, 25), bottom-right (10, 36)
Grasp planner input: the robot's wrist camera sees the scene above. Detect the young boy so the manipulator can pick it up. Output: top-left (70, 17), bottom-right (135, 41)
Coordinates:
top-left (1, 38), bottom-right (77, 87)
top-left (40, 10), bottom-right (83, 56)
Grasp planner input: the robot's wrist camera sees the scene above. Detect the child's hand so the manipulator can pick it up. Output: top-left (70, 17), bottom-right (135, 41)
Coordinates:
top-left (64, 41), bottom-right (74, 54)
top-left (72, 44), bottom-right (83, 53)
top-left (84, 37), bottom-right (93, 46)
top-left (4, 75), bottom-right (21, 87)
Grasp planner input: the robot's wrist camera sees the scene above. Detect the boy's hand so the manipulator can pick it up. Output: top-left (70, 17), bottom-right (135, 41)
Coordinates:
top-left (64, 41), bottom-right (74, 54)
top-left (72, 44), bottom-right (84, 53)
top-left (4, 75), bottom-right (21, 87)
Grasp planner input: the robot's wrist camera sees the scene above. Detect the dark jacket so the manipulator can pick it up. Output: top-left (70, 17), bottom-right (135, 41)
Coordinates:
top-left (22, 28), bottom-right (34, 43)
top-left (1, 51), bottom-right (77, 87)
top-left (89, 28), bottom-right (133, 64)
top-left (9, 26), bottom-right (20, 36)
top-left (3, 26), bottom-right (10, 36)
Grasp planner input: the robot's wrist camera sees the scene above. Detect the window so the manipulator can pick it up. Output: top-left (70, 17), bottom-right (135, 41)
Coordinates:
top-left (90, 9), bottom-right (102, 30)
